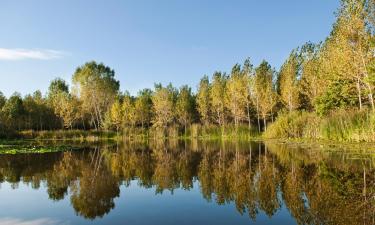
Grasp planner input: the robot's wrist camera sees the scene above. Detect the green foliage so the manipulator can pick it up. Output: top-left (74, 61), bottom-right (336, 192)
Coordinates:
top-left (315, 79), bottom-right (359, 115)
top-left (2, 93), bottom-right (25, 130)
top-left (264, 111), bottom-right (321, 139)
top-left (321, 109), bottom-right (375, 142)
top-left (253, 61), bottom-right (278, 130)
top-left (73, 61), bottom-right (120, 129)
top-left (188, 123), bottom-right (259, 140)
top-left (210, 72), bottom-right (228, 127)
top-left (196, 75), bottom-right (211, 125)
top-left (18, 129), bottom-right (117, 141)
top-left (0, 91), bottom-right (6, 109)
top-left (48, 78), bottom-right (69, 98)
top-left (152, 84), bottom-right (175, 129)
top-left (265, 109), bottom-right (375, 142)
top-left (277, 49), bottom-right (301, 111)
top-left (175, 85), bottom-right (196, 133)
top-left (225, 64), bottom-right (249, 127)
top-left (134, 89), bottom-right (153, 128)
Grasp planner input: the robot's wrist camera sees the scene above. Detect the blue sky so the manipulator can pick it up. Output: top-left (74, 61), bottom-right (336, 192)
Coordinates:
top-left (0, 0), bottom-right (340, 97)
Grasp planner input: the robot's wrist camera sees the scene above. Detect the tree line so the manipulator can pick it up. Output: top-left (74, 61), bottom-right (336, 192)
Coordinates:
top-left (0, 0), bottom-right (374, 136)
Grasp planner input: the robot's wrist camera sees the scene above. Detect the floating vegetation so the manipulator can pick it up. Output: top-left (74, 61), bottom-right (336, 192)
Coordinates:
top-left (0, 143), bottom-right (80, 154)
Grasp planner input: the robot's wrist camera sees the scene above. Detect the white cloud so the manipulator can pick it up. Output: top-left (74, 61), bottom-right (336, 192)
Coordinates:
top-left (0, 218), bottom-right (67, 225)
top-left (0, 48), bottom-right (66, 60)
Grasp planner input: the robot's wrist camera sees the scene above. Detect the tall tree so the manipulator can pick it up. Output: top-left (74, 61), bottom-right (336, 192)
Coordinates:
top-left (0, 91), bottom-right (6, 109)
top-left (243, 58), bottom-right (255, 130)
top-left (107, 99), bottom-right (123, 133)
top-left (176, 85), bottom-right (195, 134)
top-left (152, 84), bottom-right (175, 130)
top-left (134, 89), bottom-right (153, 129)
top-left (278, 50), bottom-right (301, 111)
top-left (122, 92), bottom-right (136, 129)
top-left (316, 0), bottom-right (374, 113)
top-left (210, 71), bottom-right (228, 132)
top-left (2, 93), bottom-right (25, 131)
top-left (299, 42), bottom-right (322, 110)
top-left (72, 61), bottom-right (120, 129)
top-left (0, 91), bottom-right (6, 133)
top-left (54, 92), bottom-right (81, 129)
top-left (48, 78), bottom-right (71, 129)
top-left (254, 61), bottom-right (278, 131)
top-left (196, 76), bottom-right (211, 125)
top-left (226, 64), bottom-right (248, 129)
top-left (48, 78), bottom-right (69, 99)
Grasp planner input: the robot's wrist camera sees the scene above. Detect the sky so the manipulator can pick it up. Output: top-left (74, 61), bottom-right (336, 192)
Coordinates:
top-left (0, 0), bottom-right (340, 97)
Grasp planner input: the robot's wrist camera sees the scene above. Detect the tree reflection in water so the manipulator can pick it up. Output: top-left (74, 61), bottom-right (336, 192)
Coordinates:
top-left (0, 140), bottom-right (373, 224)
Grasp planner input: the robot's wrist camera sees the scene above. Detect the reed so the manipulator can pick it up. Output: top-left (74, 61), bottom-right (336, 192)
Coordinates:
top-left (264, 109), bottom-right (375, 142)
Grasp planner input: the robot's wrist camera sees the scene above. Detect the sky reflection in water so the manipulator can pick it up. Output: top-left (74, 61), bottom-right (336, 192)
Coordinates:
top-left (0, 140), bottom-right (373, 225)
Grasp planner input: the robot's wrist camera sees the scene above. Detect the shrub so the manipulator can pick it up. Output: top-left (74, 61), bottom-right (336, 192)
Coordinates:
top-left (264, 111), bottom-right (321, 139)
top-left (265, 108), bottom-right (375, 142)
top-left (321, 109), bottom-right (375, 142)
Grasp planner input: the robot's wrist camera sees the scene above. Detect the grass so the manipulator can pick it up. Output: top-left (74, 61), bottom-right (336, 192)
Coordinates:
top-left (264, 109), bottom-right (375, 142)
top-left (15, 125), bottom-right (260, 141)
top-left (18, 129), bottom-right (118, 141)
top-left (3, 109), bottom-right (374, 143)
top-left (264, 111), bottom-right (321, 139)
top-left (321, 109), bottom-right (375, 142)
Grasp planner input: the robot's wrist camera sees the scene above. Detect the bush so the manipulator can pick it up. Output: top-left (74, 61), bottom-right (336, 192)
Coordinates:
top-left (264, 111), bottom-right (321, 139)
top-left (321, 109), bottom-right (375, 142)
top-left (265, 109), bottom-right (375, 142)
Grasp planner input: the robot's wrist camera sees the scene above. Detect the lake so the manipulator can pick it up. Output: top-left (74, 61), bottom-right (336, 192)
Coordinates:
top-left (0, 140), bottom-right (373, 225)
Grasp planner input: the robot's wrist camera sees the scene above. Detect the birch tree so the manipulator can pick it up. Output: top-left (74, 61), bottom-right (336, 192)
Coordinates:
top-left (72, 61), bottom-right (119, 129)
top-left (210, 71), bottom-right (228, 132)
top-left (197, 76), bottom-right (211, 125)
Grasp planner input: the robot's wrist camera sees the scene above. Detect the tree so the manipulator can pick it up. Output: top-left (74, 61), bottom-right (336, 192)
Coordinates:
top-left (0, 91), bottom-right (6, 133)
top-left (134, 89), bottom-right (153, 129)
top-left (54, 92), bottom-right (81, 129)
top-left (121, 92), bottom-right (136, 129)
top-left (315, 0), bottom-right (374, 113)
top-left (48, 78), bottom-right (69, 99)
top-left (243, 58), bottom-right (255, 130)
top-left (108, 99), bottom-right (123, 133)
top-left (176, 85), bottom-right (195, 134)
top-left (210, 71), bottom-right (228, 132)
top-left (0, 91), bottom-right (6, 109)
top-left (197, 76), bottom-right (211, 125)
top-left (48, 78), bottom-right (71, 129)
top-left (278, 50), bottom-right (301, 111)
top-left (299, 42), bottom-right (322, 110)
top-left (226, 64), bottom-right (248, 129)
top-left (72, 61), bottom-right (120, 129)
top-left (339, 0), bottom-right (374, 111)
top-left (2, 93), bottom-right (25, 131)
top-left (152, 84), bottom-right (175, 130)
top-left (254, 61), bottom-right (278, 131)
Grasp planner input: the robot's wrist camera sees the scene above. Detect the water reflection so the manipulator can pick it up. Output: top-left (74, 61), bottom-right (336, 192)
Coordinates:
top-left (0, 140), bottom-right (374, 224)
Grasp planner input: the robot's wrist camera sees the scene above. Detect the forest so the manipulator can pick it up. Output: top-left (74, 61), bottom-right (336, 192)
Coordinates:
top-left (0, 0), bottom-right (374, 141)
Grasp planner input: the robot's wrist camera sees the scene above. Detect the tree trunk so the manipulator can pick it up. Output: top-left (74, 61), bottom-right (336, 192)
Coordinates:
top-left (369, 92), bottom-right (375, 111)
top-left (247, 101), bottom-right (251, 131)
top-left (357, 77), bottom-right (363, 110)
top-left (256, 97), bottom-right (261, 133)
top-left (263, 117), bottom-right (267, 131)
top-left (359, 45), bottom-right (374, 111)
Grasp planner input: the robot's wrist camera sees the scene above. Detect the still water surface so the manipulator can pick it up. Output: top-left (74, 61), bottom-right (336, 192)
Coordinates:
top-left (0, 140), bottom-right (374, 225)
